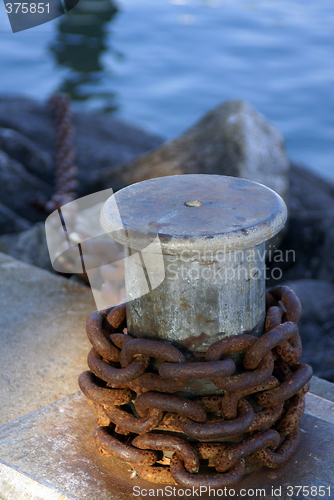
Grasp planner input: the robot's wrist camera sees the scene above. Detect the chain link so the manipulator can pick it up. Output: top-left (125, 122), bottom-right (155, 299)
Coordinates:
top-left (79, 285), bottom-right (312, 488)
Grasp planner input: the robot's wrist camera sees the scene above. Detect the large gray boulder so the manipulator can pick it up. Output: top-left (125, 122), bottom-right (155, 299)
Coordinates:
top-left (97, 100), bottom-right (290, 201)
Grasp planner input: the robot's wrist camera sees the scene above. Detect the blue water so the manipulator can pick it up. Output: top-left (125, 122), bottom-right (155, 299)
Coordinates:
top-left (0, 0), bottom-right (333, 180)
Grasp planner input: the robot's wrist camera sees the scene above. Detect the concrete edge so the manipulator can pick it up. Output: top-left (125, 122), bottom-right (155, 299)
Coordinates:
top-left (0, 392), bottom-right (83, 433)
top-left (310, 375), bottom-right (334, 403)
top-left (0, 462), bottom-right (72, 500)
top-left (305, 392), bottom-right (334, 425)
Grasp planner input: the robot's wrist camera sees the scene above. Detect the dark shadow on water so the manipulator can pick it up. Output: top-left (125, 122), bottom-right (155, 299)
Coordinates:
top-left (49, 0), bottom-right (119, 112)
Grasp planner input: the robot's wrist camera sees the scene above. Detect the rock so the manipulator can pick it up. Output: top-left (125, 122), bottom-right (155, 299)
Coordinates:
top-left (0, 95), bottom-right (163, 194)
top-left (0, 127), bottom-right (52, 182)
top-left (0, 203), bottom-right (31, 234)
top-left (0, 95), bottom-right (163, 233)
top-left (283, 280), bottom-right (334, 382)
top-left (289, 162), bottom-right (334, 214)
top-left (0, 223), bottom-right (52, 272)
top-left (96, 99), bottom-right (290, 201)
top-left (0, 149), bottom-right (52, 224)
top-left (266, 163), bottom-right (334, 285)
top-left (278, 212), bottom-right (334, 282)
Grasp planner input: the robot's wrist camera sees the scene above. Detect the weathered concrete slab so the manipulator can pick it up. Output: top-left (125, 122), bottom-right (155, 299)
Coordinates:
top-left (0, 253), bottom-right (95, 426)
top-left (305, 393), bottom-right (334, 424)
top-left (310, 375), bottom-right (334, 403)
top-left (0, 391), bottom-right (333, 500)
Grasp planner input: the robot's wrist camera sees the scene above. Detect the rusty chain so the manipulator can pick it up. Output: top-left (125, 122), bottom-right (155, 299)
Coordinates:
top-left (79, 285), bottom-right (312, 488)
top-left (46, 93), bottom-right (78, 213)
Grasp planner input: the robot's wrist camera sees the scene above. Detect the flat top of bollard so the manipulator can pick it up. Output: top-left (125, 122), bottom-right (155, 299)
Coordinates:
top-left (101, 175), bottom-right (287, 253)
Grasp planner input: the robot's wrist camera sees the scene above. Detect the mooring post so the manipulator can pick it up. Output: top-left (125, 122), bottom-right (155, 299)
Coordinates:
top-left (78, 174), bottom-right (312, 485)
top-left (102, 173), bottom-right (286, 343)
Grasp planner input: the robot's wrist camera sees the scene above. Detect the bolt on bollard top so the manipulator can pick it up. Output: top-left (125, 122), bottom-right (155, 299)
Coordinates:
top-left (101, 175), bottom-right (287, 354)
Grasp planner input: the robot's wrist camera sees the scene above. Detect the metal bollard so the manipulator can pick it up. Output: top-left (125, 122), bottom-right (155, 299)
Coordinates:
top-left (101, 175), bottom-right (286, 353)
top-left (80, 175), bottom-right (312, 485)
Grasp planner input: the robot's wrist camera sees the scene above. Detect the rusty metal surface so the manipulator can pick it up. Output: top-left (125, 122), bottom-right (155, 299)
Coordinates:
top-left (133, 464), bottom-right (176, 485)
top-left (170, 454), bottom-right (246, 489)
top-left (212, 352), bottom-right (274, 393)
top-left (126, 372), bottom-right (188, 394)
top-left (86, 311), bottom-right (120, 362)
top-left (254, 427), bottom-right (301, 468)
top-left (220, 375), bottom-right (280, 420)
top-left (87, 348), bottom-right (149, 387)
top-left (94, 426), bottom-right (158, 465)
top-left (80, 286), bottom-right (315, 488)
top-left (46, 93), bottom-right (78, 212)
top-left (120, 338), bottom-right (186, 367)
top-left (105, 405), bottom-right (164, 435)
top-left (255, 363), bottom-right (313, 407)
top-left (78, 371), bottom-right (134, 406)
top-left (275, 392), bottom-right (305, 436)
top-left (243, 322), bottom-right (299, 370)
top-left (132, 434), bottom-right (200, 473)
top-left (248, 403), bottom-right (284, 432)
top-left (0, 392), bottom-right (333, 500)
top-left (159, 358), bottom-right (236, 381)
top-left (269, 285), bottom-right (302, 324)
top-left (107, 303), bottom-right (126, 329)
top-left (135, 392), bottom-right (207, 422)
top-left (178, 399), bottom-right (254, 440)
top-left (215, 430), bottom-right (280, 473)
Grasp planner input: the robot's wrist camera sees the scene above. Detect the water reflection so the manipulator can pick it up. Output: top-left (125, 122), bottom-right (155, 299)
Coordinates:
top-left (50, 0), bottom-right (119, 111)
